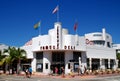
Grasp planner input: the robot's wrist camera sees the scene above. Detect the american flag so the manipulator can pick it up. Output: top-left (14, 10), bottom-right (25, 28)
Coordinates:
top-left (52, 5), bottom-right (59, 14)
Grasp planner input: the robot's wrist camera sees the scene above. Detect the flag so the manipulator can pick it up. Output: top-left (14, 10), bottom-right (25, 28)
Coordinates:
top-left (74, 22), bottom-right (78, 31)
top-left (52, 5), bottom-right (59, 14)
top-left (34, 21), bottom-right (40, 29)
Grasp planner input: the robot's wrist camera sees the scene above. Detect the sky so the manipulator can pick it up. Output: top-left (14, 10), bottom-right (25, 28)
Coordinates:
top-left (0, 0), bottom-right (120, 47)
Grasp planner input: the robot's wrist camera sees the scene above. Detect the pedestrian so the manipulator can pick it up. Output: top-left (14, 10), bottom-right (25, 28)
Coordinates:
top-left (28, 66), bottom-right (32, 78)
top-left (55, 67), bottom-right (58, 75)
top-left (84, 66), bottom-right (87, 74)
top-left (61, 67), bottom-right (65, 77)
top-left (69, 66), bottom-right (75, 77)
top-left (80, 65), bottom-right (85, 75)
top-left (24, 67), bottom-right (29, 78)
top-left (77, 67), bottom-right (80, 76)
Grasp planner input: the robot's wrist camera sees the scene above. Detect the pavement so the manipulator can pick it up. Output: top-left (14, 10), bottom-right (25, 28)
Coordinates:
top-left (19, 72), bottom-right (120, 80)
top-left (0, 73), bottom-right (120, 81)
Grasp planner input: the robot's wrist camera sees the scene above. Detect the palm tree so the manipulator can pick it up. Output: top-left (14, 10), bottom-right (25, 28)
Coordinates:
top-left (3, 47), bottom-right (16, 74)
top-left (0, 50), bottom-right (10, 73)
top-left (3, 47), bottom-right (26, 74)
top-left (117, 53), bottom-right (120, 60)
top-left (0, 50), bottom-right (3, 65)
top-left (14, 48), bottom-right (26, 74)
top-left (117, 53), bottom-right (120, 68)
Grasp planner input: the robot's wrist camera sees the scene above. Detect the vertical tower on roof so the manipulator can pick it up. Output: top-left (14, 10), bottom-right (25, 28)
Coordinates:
top-left (54, 22), bottom-right (62, 49)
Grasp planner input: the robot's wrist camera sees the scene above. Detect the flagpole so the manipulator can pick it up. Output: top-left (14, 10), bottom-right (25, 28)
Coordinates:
top-left (39, 21), bottom-right (41, 35)
top-left (38, 26), bottom-right (40, 36)
top-left (57, 5), bottom-right (59, 22)
top-left (76, 29), bottom-right (77, 35)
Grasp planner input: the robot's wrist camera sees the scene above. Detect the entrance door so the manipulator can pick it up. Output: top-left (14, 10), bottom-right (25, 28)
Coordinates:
top-left (51, 64), bottom-right (64, 74)
top-left (92, 59), bottom-right (100, 70)
top-left (51, 52), bottom-right (65, 74)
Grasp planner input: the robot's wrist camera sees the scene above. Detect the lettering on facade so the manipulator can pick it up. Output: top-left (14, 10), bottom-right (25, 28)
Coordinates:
top-left (64, 45), bottom-right (75, 50)
top-left (40, 45), bottom-right (75, 50)
top-left (57, 26), bottom-right (59, 49)
top-left (86, 39), bottom-right (94, 45)
top-left (49, 46), bottom-right (51, 49)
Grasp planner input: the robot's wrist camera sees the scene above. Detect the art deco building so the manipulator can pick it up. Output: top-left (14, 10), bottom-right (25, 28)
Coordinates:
top-left (21, 22), bottom-right (117, 74)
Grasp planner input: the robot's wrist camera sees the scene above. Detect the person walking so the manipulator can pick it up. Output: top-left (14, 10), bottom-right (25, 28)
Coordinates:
top-left (77, 67), bottom-right (80, 76)
top-left (80, 65), bottom-right (85, 75)
top-left (55, 67), bottom-right (58, 76)
top-left (61, 67), bottom-right (65, 77)
top-left (28, 66), bottom-right (32, 78)
top-left (24, 67), bottom-right (29, 78)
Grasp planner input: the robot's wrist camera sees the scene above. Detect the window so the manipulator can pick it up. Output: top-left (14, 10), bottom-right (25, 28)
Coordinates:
top-left (36, 63), bottom-right (43, 72)
top-left (68, 63), bottom-right (70, 69)
top-left (73, 52), bottom-right (81, 62)
top-left (93, 34), bottom-right (102, 36)
top-left (93, 40), bottom-right (105, 45)
top-left (87, 58), bottom-right (90, 69)
top-left (45, 63), bottom-right (48, 69)
top-left (107, 42), bottom-right (110, 48)
top-left (36, 52), bottom-right (43, 72)
top-left (52, 52), bottom-right (64, 62)
top-left (36, 52), bottom-right (43, 59)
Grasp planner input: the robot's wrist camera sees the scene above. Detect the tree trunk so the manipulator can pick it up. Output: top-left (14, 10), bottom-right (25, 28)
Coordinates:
top-left (9, 63), bottom-right (12, 75)
top-left (17, 59), bottom-right (21, 74)
top-left (5, 63), bottom-right (8, 74)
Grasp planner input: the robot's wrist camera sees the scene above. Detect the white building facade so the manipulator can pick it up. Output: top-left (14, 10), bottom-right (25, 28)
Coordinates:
top-left (85, 29), bottom-right (116, 70)
top-left (21, 22), bottom-right (117, 75)
top-left (113, 44), bottom-right (120, 53)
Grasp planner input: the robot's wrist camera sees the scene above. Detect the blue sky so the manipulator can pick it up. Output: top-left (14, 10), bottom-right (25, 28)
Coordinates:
top-left (0, 0), bottom-right (120, 47)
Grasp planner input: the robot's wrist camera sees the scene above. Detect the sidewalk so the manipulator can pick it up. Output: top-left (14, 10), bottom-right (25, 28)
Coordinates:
top-left (3, 72), bottom-right (120, 80)
top-left (30, 73), bottom-right (120, 80)
top-left (29, 74), bottom-right (95, 79)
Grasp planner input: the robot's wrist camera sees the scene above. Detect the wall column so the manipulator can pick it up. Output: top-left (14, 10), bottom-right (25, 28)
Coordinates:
top-left (65, 51), bottom-right (73, 74)
top-left (108, 59), bottom-right (110, 69)
top-left (116, 59), bottom-right (119, 68)
top-left (31, 52), bottom-right (36, 72)
top-left (81, 52), bottom-right (87, 67)
top-left (89, 58), bottom-right (92, 72)
top-left (102, 59), bottom-right (105, 70)
top-left (113, 59), bottom-right (118, 70)
top-left (43, 52), bottom-right (52, 74)
top-left (79, 57), bottom-right (81, 68)
top-left (100, 58), bottom-right (102, 69)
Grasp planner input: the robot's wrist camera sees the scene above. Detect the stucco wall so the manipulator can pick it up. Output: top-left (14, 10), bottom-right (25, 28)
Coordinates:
top-left (86, 45), bottom-right (116, 59)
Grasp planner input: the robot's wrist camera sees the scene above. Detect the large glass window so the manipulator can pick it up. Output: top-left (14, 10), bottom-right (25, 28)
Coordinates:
top-left (52, 52), bottom-right (64, 63)
top-left (36, 52), bottom-right (43, 72)
top-left (92, 59), bottom-right (100, 70)
top-left (105, 59), bottom-right (108, 69)
top-left (72, 52), bottom-right (81, 72)
top-left (73, 52), bottom-right (81, 62)
top-left (110, 59), bottom-right (114, 69)
top-left (87, 58), bottom-right (90, 69)
top-left (93, 40), bottom-right (105, 45)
